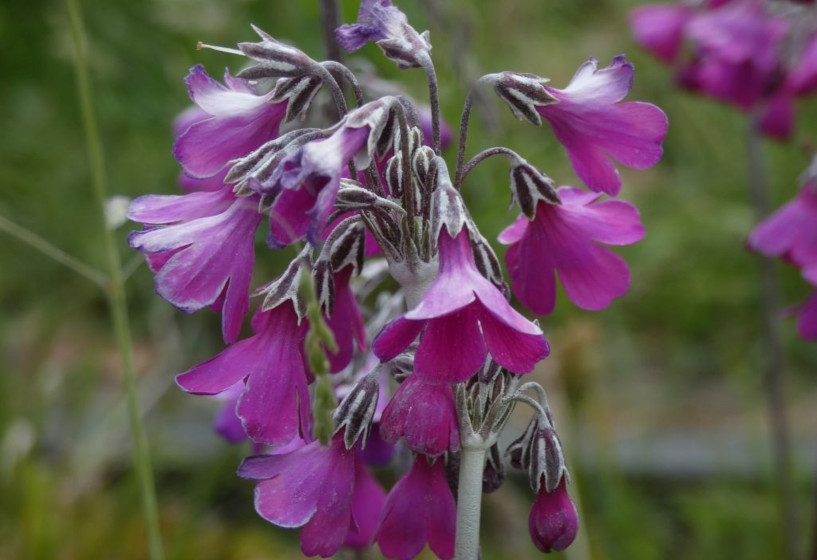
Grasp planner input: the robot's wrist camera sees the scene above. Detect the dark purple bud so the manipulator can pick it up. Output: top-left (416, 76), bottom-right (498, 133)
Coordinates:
top-left (529, 426), bottom-right (567, 494)
top-left (471, 235), bottom-right (507, 293)
top-left (333, 369), bottom-right (381, 450)
top-left (482, 443), bottom-right (505, 493)
top-left (385, 153), bottom-right (406, 198)
top-left (255, 248), bottom-right (310, 319)
top-left (326, 219), bottom-right (365, 275)
top-left (313, 258), bottom-right (335, 315)
top-left (237, 25), bottom-right (317, 78)
top-left (271, 74), bottom-right (323, 122)
top-left (490, 72), bottom-right (558, 126)
top-left (430, 162), bottom-right (475, 242)
top-left (507, 415), bottom-right (539, 470)
top-left (529, 480), bottom-right (579, 553)
top-left (510, 161), bottom-right (561, 219)
top-left (412, 145), bottom-right (435, 188)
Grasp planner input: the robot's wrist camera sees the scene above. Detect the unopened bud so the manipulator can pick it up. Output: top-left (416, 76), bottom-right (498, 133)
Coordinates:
top-left (490, 72), bottom-right (558, 126)
top-left (333, 368), bottom-right (381, 450)
top-left (529, 479), bottom-right (579, 553)
top-left (510, 160), bottom-right (561, 219)
top-left (271, 74), bottom-right (323, 122)
top-left (237, 25), bottom-right (317, 79)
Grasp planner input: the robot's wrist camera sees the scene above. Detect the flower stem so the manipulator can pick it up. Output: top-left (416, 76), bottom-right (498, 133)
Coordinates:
top-left (418, 54), bottom-right (442, 154)
top-left (746, 120), bottom-right (798, 560)
top-left (455, 445), bottom-right (487, 560)
top-left (66, 1), bottom-right (164, 559)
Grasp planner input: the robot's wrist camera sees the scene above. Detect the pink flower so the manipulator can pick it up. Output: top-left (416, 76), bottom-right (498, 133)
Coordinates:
top-left (238, 433), bottom-right (383, 557)
top-left (176, 303), bottom-right (312, 446)
top-left (685, 1), bottom-right (787, 110)
top-left (174, 65), bottom-right (288, 179)
top-left (375, 456), bottom-right (456, 560)
top-left (345, 461), bottom-right (388, 550)
top-left (747, 184), bottom-right (817, 268)
top-left (128, 192), bottom-right (262, 343)
top-left (536, 56), bottom-right (668, 196)
top-left (528, 479), bottom-right (579, 553)
top-left (629, 3), bottom-right (693, 64)
top-left (379, 374), bottom-right (459, 457)
top-left (499, 187), bottom-right (645, 315)
top-left (373, 228), bottom-right (549, 383)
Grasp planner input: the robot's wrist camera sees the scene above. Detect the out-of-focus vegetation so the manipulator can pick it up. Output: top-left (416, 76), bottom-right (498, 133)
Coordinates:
top-left (1, 0), bottom-right (816, 558)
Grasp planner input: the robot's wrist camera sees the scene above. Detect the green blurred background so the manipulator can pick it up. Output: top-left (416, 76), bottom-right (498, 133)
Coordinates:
top-left (2, 0), bottom-right (816, 558)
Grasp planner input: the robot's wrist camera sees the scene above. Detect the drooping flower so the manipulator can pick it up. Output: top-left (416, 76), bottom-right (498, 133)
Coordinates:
top-left (375, 456), bottom-right (456, 560)
top-left (266, 101), bottom-right (390, 246)
top-left (335, 0), bottom-right (432, 69)
top-left (238, 434), bottom-right (369, 557)
top-left (536, 56), bottom-right (668, 196)
top-left (379, 374), bottom-right (459, 457)
top-left (747, 183), bottom-right (817, 268)
top-left (499, 186), bottom-right (645, 315)
top-left (629, 3), bottom-right (693, 63)
top-left (176, 303), bottom-right (312, 446)
top-left (174, 65), bottom-right (288, 179)
top-left (528, 479), bottom-right (579, 553)
top-left (128, 192), bottom-right (263, 343)
top-left (373, 227), bottom-right (549, 383)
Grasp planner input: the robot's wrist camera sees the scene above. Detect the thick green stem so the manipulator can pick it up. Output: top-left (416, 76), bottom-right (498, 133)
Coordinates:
top-left (455, 445), bottom-right (487, 560)
top-left (66, 1), bottom-right (164, 558)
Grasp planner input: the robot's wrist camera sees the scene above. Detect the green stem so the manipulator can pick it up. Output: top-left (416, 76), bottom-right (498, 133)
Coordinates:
top-left (66, 1), bottom-right (164, 559)
top-left (746, 120), bottom-right (798, 560)
top-left (0, 213), bottom-right (108, 288)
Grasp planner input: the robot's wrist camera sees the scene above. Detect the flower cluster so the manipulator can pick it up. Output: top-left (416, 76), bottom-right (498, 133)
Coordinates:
top-left (630, 0), bottom-right (817, 140)
top-left (748, 157), bottom-right (817, 339)
top-left (129, 1), bottom-right (667, 558)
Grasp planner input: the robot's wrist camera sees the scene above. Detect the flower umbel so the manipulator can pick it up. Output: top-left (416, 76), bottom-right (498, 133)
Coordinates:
top-left (129, 4), bottom-right (668, 558)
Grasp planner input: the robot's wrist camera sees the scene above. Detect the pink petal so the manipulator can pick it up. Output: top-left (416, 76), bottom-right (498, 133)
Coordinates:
top-left (128, 189), bottom-right (233, 224)
top-left (414, 306), bottom-right (487, 383)
top-left (479, 309), bottom-right (549, 374)
top-left (372, 317), bottom-right (424, 362)
top-left (344, 462), bottom-right (387, 549)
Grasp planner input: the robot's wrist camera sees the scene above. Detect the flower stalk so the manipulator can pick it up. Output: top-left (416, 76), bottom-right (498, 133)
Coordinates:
top-left (454, 444), bottom-right (487, 560)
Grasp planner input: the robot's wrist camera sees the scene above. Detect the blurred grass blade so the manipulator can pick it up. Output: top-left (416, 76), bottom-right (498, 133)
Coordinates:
top-left (0, 213), bottom-right (108, 288)
top-left (65, 0), bottom-right (165, 558)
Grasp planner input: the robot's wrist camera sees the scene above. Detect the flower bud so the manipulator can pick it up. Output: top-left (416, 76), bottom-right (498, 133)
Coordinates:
top-left (528, 480), bottom-right (579, 553)
top-left (256, 248), bottom-right (310, 320)
top-left (237, 25), bottom-right (318, 79)
top-left (270, 74), bottom-right (323, 122)
top-left (333, 369), bottom-right (381, 450)
top-left (509, 160), bottom-right (561, 219)
top-left (490, 72), bottom-right (558, 126)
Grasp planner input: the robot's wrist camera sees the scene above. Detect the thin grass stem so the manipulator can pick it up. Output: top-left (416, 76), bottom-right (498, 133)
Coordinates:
top-left (66, 1), bottom-right (164, 558)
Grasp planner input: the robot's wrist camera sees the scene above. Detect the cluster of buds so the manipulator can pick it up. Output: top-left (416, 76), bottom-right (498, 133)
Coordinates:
top-left (630, 0), bottom-right (817, 140)
top-left (748, 157), bottom-right (817, 339)
top-left (129, 1), bottom-right (667, 558)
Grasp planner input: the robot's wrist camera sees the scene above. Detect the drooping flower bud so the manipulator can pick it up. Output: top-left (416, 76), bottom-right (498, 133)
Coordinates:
top-left (509, 160), bottom-right (561, 219)
top-left (333, 368), bottom-right (381, 450)
top-left (237, 24), bottom-right (319, 79)
top-left (528, 479), bottom-right (579, 553)
top-left (488, 71), bottom-right (558, 126)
